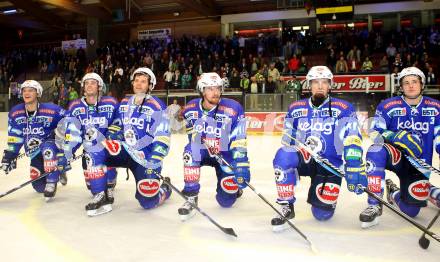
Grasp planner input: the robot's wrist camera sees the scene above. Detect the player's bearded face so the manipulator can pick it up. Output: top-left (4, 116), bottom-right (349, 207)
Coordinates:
top-left (133, 75), bottom-right (150, 95)
top-left (203, 86), bottom-right (221, 105)
top-left (401, 75), bottom-right (422, 99)
top-left (310, 79), bottom-right (330, 100)
top-left (84, 79), bottom-right (99, 96)
top-left (22, 87), bottom-right (38, 104)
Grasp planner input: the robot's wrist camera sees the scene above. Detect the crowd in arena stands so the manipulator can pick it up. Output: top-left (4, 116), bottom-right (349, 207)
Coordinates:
top-left (2, 25), bottom-right (440, 108)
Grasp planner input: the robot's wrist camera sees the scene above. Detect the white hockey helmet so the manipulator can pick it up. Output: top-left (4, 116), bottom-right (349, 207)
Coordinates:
top-left (131, 67), bottom-right (157, 90)
top-left (398, 66), bottom-right (425, 86)
top-left (81, 72), bottom-right (104, 91)
top-left (21, 80), bottom-right (43, 97)
top-left (197, 72), bottom-right (224, 93)
top-left (306, 66), bottom-right (333, 88)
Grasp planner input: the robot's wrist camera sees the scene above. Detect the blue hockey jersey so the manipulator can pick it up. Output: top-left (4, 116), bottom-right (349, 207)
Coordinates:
top-left (371, 96), bottom-right (440, 164)
top-left (282, 97), bottom-right (362, 167)
top-left (63, 96), bottom-right (118, 154)
top-left (182, 97), bottom-right (248, 163)
top-left (109, 95), bottom-right (170, 162)
top-left (6, 103), bottom-right (65, 158)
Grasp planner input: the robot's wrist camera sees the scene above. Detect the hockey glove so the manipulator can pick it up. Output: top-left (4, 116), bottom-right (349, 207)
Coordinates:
top-left (56, 152), bottom-right (71, 172)
top-left (107, 125), bottom-right (124, 141)
top-left (1, 150), bottom-right (17, 175)
top-left (383, 130), bottom-right (422, 158)
top-left (344, 164), bottom-right (368, 195)
top-left (232, 161), bottom-right (250, 189)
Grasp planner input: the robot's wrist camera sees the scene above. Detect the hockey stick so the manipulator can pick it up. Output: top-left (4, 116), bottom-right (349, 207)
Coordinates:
top-left (288, 137), bottom-right (440, 243)
top-left (205, 147), bottom-right (317, 252)
top-left (119, 141), bottom-right (237, 237)
top-left (419, 210), bottom-right (440, 249)
top-left (403, 153), bottom-right (440, 178)
top-left (0, 153), bottom-right (83, 199)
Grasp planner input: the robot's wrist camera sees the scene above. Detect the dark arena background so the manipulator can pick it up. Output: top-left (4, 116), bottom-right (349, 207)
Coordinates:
top-left (0, 1), bottom-right (439, 261)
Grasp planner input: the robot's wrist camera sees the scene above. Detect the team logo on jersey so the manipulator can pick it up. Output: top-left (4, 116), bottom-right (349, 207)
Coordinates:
top-left (397, 118), bottom-right (429, 134)
top-left (291, 109), bottom-right (308, 118)
top-left (72, 107), bottom-right (86, 116)
top-left (122, 117), bottom-right (145, 129)
top-left (43, 148), bottom-right (53, 160)
top-left (183, 152), bottom-right (193, 165)
top-left (274, 168), bottom-right (287, 183)
top-left (220, 176), bottom-right (238, 194)
top-left (124, 128), bottom-right (138, 146)
top-left (137, 179), bottom-right (160, 197)
top-left (383, 144), bottom-right (402, 166)
top-left (85, 127), bottom-right (98, 142)
top-left (30, 166), bottom-right (40, 179)
top-left (98, 105), bottom-right (114, 113)
top-left (408, 180), bottom-right (430, 201)
top-left (387, 107), bottom-right (406, 117)
top-left (422, 107), bottom-right (438, 116)
top-left (305, 135), bottom-right (324, 153)
top-left (316, 183), bottom-right (340, 205)
top-left (23, 126), bottom-right (44, 136)
top-left (298, 119), bottom-right (334, 135)
top-left (81, 116), bottom-right (106, 127)
top-left (84, 153), bottom-right (93, 168)
top-left (410, 107), bottom-right (419, 116)
top-left (26, 137), bottom-right (42, 149)
top-left (365, 160), bottom-right (376, 174)
top-left (193, 122), bottom-right (223, 138)
top-left (185, 111), bottom-right (198, 120)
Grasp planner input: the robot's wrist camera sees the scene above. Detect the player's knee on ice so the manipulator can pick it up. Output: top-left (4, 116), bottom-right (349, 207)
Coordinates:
top-left (393, 192), bottom-right (421, 218)
top-left (136, 179), bottom-right (171, 209)
top-left (311, 205), bottom-right (335, 221)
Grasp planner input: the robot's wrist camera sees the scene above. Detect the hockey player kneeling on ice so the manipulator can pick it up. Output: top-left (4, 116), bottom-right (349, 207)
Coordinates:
top-left (272, 66), bottom-right (367, 232)
top-left (1, 80), bottom-right (65, 201)
top-left (360, 67), bottom-right (440, 229)
top-left (99, 67), bottom-right (171, 213)
top-left (178, 72), bottom-right (250, 221)
top-left (56, 73), bottom-right (119, 216)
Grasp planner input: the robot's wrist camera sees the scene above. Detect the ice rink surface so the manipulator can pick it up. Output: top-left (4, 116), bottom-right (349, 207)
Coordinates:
top-left (0, 129), bottom-right (439, 262)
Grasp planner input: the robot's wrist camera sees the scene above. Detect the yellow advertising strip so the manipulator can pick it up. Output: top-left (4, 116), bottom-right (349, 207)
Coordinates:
top-left (316, 6), bottom-right (353, 14)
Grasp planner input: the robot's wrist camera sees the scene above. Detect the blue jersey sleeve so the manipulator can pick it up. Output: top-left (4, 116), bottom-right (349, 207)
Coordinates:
top-left (5, 111), bottom-right (24, 159)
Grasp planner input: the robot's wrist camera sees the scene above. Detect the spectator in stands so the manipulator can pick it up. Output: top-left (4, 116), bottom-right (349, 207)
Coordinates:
top-left (249, 76), bottom-right (259, 110)
top-left (361, 57), bottom-right (373, 72)
top-left (347, 45), bottom-right (361, 63)
top-left (274, 57), bottom-right (284, 74)
top-left (221, 71), bottom-right (230, 89)
top-left (426, 66), bottom-right (436, 85)
top-left (266, 75), bottom-right (276, 94)
top-left (171, 69), bottom-right (182, 89)
top-left (348, 57), bottom-right (358, 72)
top-left (379, 55), bottom-right (389, 73)
top-left (392, 53), bottom-right (403, 72)
top-left (327, 45), bottom-right (337, 70)
top-left (68, 85), bottom-right (79, 102)
top-left (181, 68), bottom-right (193, 89)
top-left (288, 54), bottom-right (300, 74)
top-left (386, 42), bottom-right (397, 63)
top-left (251, 57), bottom-right (259, 75)
top-left (297, 56), bottom-right (308, 74)
top-left (40, 62), bottom-right (48, 80)
top-left (240, 71), bottom-right (250, 93)
top-left (229, 70), bottom-right (240, 89)
top-left (163, 68), bottom-right (174, 90)
top-left (335, 56), bottom-right (348, 73)
top-left (285, 75), bottom-right (302, 101)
